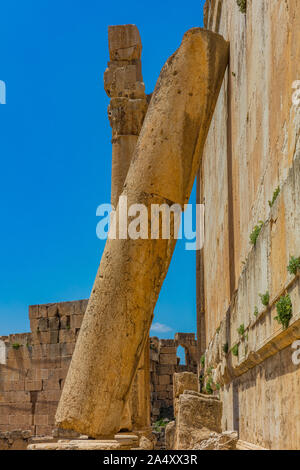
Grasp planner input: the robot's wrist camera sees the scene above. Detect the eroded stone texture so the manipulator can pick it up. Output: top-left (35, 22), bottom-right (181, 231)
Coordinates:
top-left (55, 27), bottom-right (229, 438)
top-left (165, 421), bottom-right (176, 450)
top-left (174, 392), bottom-right (223, 450)
top-left (104, 26), bottom-right (151, 434)
top-left (104, 25), bottom-right (148, 209)
top-left (198, 0), bottom-right (300, 449)
top-left (173, 372), bottom-right (198, 417)
top-left (194, 431), bottom-right (238, 450)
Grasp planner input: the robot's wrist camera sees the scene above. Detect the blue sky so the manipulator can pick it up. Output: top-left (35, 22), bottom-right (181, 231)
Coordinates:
top-left (0, 0), bottom-right (205, 338)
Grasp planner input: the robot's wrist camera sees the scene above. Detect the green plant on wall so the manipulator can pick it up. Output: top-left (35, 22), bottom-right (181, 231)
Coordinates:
top-left (12, 343), bottom-right (20, 350)
top-left (259, 291), bottom-right (270, 307)
top-left (254, 306), bottom-right (259, 317)
top-left (206, 376), bottom-right (213, 395)
top-left (223, 342), bottom-right (229, 354)
top-left (250, 221), bottom-right (264, 246)
top-left (268, 186), bottom-right (280, 208)
top-left (236, 0), bottom-right (247, 14)
top-left (200, 355), bottom-right (205, 368)
top-left (287, 256), bottom-right (300, 276)
top-left (232, 344), bottom-right (239, 357)
top-left (275, 294), bottom-right (293, 329)
top-left (237, 324), bottom-right (245, 336)
top-left (154, 419), bottom-right (168, 432)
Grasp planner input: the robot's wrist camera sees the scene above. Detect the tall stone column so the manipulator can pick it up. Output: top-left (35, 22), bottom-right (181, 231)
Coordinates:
top-left (104, 24), bottom-right (148, 209)
top-left (56, 27), bottom-right (229, 438)
top-left (104, 25), bottom-right (150, 432)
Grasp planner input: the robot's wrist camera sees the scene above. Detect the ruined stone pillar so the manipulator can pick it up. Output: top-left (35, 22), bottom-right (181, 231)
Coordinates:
top-left (56, 27), bottom-right (229, 438)
top-left (104, 24), bottom-right (148, 209)
top-left (104, 25), bottom-right (150, 432)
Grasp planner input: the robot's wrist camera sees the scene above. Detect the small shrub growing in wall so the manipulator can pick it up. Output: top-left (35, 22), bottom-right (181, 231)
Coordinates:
top-left (206, 377), bottom-right (213, 395)
top-left (268, 186), bottom-right (280, 208)
top-left (250, 221), bottom-right (264, 246)
top-left (200, 355), bottom-right (205, 368)
top-left (275, 294), bottom-right (293, 329)
top-left (237, 324), bottom-right (245, 336)
top-left (153, 419), bottom-right (168, 432)
top-left (232, 344), bottom-right (239, 357)
top-left (12, 343), bottom-right (20, 350)
top-left (254, 306), bottom-right (259, 317)
top-left (287, 256), bottom-right (300, 276)
top-left (259, 291), bottom-right (270, 307)
top-left (237, 0), bottom-right (247, 14)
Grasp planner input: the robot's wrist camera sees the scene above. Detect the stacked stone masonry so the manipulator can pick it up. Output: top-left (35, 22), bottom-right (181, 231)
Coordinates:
top-left (0, 300), bottom-right (196, 439)
top-left (197, 0), bottom-right (300, 449)
top-left (150, 334), bottom-right (197, 422)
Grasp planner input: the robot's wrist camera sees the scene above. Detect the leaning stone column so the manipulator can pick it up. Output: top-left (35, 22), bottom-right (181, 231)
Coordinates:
top-left (56, 28), bottom-right (229, 438)
top-left (104, 24), bottom-right (150, 432)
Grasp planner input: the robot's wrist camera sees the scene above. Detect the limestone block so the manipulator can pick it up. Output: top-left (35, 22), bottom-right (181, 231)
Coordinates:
top-left (56, 27), bottom-right (229, 438)
top-left (158, 375), bottom-right (171, 385)
top-left (139, 434), bottom-right (157, 450)
top-left (194, 431), bottom-right (238, 450)
top-left (173, 372), bottom-right (198, 400)
top-left (160, 347), bottom-right (177, 355)
top-left (108, 98), bottom-right (148, 137)
top-left (25, 380), bottom-right (43, 392)
top-left (174, 392), bottom-right (223, 450)
top-left (37, 318), bottom-right (48, 332)
top-left (159, 353), bottom-right (177, 365)
top-left (108, 25), bottom-right (142, 61)
top-left (104, 63), bottom-right (145, 99)
top-left (165, 420), bottom-right (176, 450)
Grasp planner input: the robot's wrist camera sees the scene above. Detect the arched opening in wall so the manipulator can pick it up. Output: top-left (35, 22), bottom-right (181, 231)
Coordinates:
top-left (176, 345), bottom-right (186, 365)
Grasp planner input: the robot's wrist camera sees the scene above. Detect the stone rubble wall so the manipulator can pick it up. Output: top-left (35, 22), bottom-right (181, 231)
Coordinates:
top-left (0, 300), bottom-right (196, 439)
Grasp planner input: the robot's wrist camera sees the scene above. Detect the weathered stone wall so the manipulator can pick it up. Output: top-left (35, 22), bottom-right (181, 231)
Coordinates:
top-left (198, 0), bottom-right (300, 449)
top-left (150, 334), bottom-right (197, 422)
top-left (0, 301), bottom-right (87, 436)
top-left (0, 301), bottom-right (196, 437)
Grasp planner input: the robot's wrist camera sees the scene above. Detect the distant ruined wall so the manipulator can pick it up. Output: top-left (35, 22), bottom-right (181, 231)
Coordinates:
top-left (0, 301), bottom-right (196, 437)
top-left (150, 334), bottom-right (197, 422)
top-left (0, 301), bottom-right (87, 437)
top-left (198, 0), bottom-right (300, 449)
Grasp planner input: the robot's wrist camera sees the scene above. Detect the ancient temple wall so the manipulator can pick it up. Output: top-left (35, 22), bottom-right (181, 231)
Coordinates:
top-left (199, 0), bottom-right (300, 449)
top-left (0, 301), bottom-right (87, 437)
top-left (221, 345), bottom-right (300, 450)
top-left (0, 300), bottom-right (195, 438)
top-left (200, 0), bottom-right (300, 342)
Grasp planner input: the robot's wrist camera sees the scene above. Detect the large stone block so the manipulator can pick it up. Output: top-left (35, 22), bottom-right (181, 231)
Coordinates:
top-left (174, 392), bottom-right (222, 449)
top-left (165, 420), bottom-right (176, 450)
top-left (108, 97), bottom-right (148, 137)
top-left (108, 24), bottom-right (142, 61)
top-left (159, 354), bottom-right (177, 365)
top-left (173, 372), bottom-right (198, 399)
